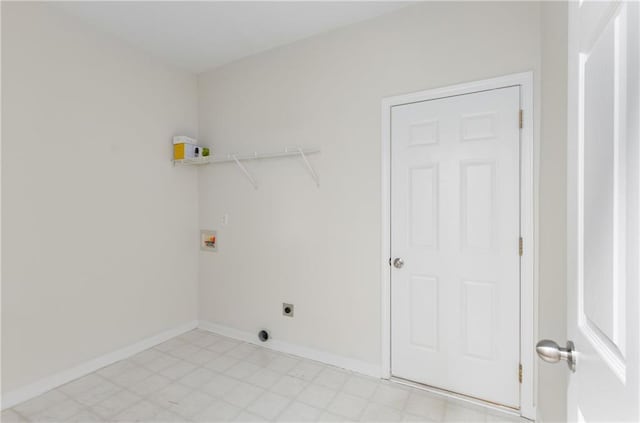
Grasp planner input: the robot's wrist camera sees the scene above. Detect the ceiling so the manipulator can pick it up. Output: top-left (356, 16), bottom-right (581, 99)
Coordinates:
top-left (54, 1), bottom-right (409, 74)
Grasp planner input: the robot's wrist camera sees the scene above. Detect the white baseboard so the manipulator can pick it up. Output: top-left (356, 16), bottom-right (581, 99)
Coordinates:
top-left (1, 320), bottom-right (198, 410)
top-left (198, 320), bottom-right (381, 379)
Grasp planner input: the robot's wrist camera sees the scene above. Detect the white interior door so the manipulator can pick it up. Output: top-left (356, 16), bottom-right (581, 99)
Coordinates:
top-left (390, 87), bottom-right (521, 408)
top-left (565, 1), bottom-right (640, 421)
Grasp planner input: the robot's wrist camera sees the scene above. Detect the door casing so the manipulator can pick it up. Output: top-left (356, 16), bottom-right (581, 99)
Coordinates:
top-left (380, 72), bottom-right (536, 420)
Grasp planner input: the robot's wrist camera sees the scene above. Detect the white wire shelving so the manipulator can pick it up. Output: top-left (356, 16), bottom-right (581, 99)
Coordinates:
top-left (173, 146), bottom-right (320, 189)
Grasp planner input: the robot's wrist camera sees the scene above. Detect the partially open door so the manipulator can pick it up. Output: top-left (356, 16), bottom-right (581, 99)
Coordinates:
top-left (550, 1), bottom-right (640, 421)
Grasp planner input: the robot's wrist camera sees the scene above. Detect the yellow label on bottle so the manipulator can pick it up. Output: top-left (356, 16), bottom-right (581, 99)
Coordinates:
top-left (173, 143), bottom-right (185, 160)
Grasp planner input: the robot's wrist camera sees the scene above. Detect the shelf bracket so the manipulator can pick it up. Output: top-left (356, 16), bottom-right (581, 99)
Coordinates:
top-left (297, 147), bottom-right (319, 187)
top-left (232, 154), bottom-right (258, 189)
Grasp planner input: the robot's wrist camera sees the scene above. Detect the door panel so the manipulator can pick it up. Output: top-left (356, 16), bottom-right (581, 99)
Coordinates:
top-left (582, 8), bottom-right (620, 352)
top-left (391, 87), bottom-right (521, 408)
top-left (460, 160), bottom-right (496, 251)
top-left (409, 166), bottom-right (438, 248)
top-left (567, 1), bottom-right (639, 421)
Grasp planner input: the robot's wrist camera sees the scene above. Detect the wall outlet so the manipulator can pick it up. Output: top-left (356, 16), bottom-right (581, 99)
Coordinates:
top-left (282, 303), bottom-right (294, 317)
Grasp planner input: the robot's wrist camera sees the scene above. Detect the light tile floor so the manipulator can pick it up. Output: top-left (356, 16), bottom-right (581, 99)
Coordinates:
top-left (2, 330), bottom-right (527, 422)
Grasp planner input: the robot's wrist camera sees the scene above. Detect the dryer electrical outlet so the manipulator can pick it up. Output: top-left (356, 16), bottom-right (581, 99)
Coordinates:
top-left (282, 303), bottom-right (294, 317)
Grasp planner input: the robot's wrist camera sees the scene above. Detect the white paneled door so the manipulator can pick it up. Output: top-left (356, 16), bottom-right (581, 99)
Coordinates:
top-left (390, 87), bottom-right (521, 408)
top-left (565, 1), bottom-right (639, 421)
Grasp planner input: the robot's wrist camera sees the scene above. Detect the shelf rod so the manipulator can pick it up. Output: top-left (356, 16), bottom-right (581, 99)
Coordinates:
top-left (232, 154), bottom-right (258, 189)
top-left (298, 147), bottom-right (319, 187)
top-left (208, 148), bottom-right (319, 163)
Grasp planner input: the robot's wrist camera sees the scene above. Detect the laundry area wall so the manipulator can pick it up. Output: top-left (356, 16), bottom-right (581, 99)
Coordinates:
top-left (2, 2), bottom-right (199, 394)
top-left (196, 0), bottom-right (542, 382)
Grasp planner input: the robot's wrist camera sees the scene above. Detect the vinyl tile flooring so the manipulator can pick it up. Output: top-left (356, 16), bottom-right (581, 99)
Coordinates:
top-left (2, 330), bottom-right (528, 422)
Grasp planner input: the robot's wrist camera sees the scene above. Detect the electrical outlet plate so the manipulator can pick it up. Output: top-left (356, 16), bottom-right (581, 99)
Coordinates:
top-left (282, 303), bottom-right (294, 317)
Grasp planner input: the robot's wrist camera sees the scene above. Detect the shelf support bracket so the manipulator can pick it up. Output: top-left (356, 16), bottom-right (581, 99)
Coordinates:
top-left (232, 155), bottom-right (258, 189)
top-left (297, 148), bottom-right (319, 187)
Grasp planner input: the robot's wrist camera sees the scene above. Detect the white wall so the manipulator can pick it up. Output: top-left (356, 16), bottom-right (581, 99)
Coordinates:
top-left (197, 1), bottom-right (541, 370)
top-left (538, 2), bottom-right (569, 422)
top-left (1, 3), bottom-right (199, 394)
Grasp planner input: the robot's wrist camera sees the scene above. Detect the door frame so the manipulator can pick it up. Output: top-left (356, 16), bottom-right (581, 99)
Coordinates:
top-left (380, 72), bottom-right (536, 419)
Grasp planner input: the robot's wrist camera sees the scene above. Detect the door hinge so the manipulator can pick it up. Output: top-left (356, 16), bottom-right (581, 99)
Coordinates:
top-left (519, 237), bottom-right (523, 256)
top-left (519, 364), bottom-right (523, 383)
top-left (519, 110), bottom-right (523, 129)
